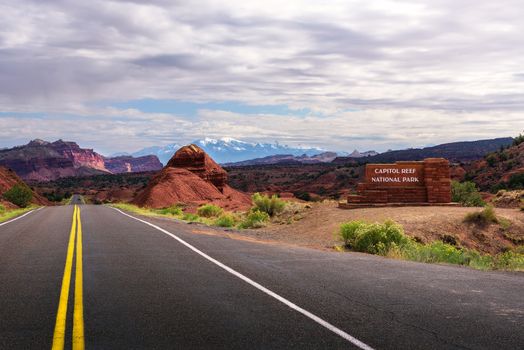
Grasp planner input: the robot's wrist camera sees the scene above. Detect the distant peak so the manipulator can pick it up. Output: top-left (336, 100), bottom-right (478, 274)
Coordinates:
top-left (28, 139), bottom-right (50, 146)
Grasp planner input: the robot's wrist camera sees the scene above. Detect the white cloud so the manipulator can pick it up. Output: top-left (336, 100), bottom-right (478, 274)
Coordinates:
top-left (0, 0), bottom-right (523, 152)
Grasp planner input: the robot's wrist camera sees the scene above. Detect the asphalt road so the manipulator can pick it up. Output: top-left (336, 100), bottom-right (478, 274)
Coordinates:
top-left (0, 204), bottom-right (523, 349)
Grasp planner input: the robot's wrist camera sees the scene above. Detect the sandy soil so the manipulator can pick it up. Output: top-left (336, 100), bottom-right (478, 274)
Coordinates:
top-left (214, 201), bottom-right (524, 254)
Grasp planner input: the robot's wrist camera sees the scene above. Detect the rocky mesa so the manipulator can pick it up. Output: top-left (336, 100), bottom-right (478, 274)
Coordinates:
top-left (0, 139), bottom-right (163, 182)
top-left (133, 144), bottom-right (251, 211)
top-left (104, 155), bottom-right (163, 174)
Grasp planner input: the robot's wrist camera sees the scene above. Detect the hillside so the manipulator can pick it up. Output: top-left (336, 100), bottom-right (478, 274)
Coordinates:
top-left (224, 152), bottom-right (340, 166)
top-left (226, 163), bottom-right (361, 199)
top-left (333, 137), bottom-right (513, 164)
top-left (0, 166), bottom-right (49, 207)
top-left (460, 137), bottom-right (524, 191)
top-left (0, 139), bottom-right (162, 181)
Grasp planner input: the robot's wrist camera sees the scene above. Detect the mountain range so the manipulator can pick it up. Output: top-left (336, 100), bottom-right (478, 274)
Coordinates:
top-left (332, 137), bottom-right (514, 164)
top-left (0, 139), bottom-right (162, 182)
top-left (0, 136), bottom-right (515, 183)
top-left (130, 138), bottom-right (357, 165)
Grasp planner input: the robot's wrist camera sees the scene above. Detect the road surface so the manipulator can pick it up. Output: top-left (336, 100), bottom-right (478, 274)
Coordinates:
top-left (0, 204), bottom-right (523, 349)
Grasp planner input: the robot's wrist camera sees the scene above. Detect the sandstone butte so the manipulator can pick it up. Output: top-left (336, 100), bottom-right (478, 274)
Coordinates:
top-left (0, 166), bottom-right (50, 208)
top-left (133, 144), bottom-right (252, 211)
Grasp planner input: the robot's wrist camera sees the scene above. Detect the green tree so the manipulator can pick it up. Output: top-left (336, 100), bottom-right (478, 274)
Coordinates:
top-left (451, 181), bottom-right (485, 207)
top-left (3, 184), bottom-right (33, 208)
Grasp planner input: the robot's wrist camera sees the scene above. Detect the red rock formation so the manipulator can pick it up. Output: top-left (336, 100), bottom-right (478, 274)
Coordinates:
top-left (166, 144), bottom-right (228, 191)
top-left (51, 140), bottom-right (106, 171)
top-left (0, 139), bottom-right (163, 181)
top-left (0, 166), bottom-right (50, 206)
top-left (104, 155), bottom-right (163, 174)
top-left (133, 145), bottom-right (251, 210)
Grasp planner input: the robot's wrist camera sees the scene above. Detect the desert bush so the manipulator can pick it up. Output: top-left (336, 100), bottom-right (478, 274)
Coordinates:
top-left (494, 251), bottom-right (524, 271)
top-left (401, 241), bottom-right (470, 265)
top-left (507, 173), bottom-right (524, 190)
top-left (0, 204), bottom-right (5, 214)
top-left (157, 205), bottom-right (183, 216)
top-left (197, 204), bottom-right (223, 218)
top-left (339, 220), bottom-right (366, 247)
top-left (339, 220), bottom-right (408, 255)
top-left (182, 213), bottom-right (201, 222)
top-left (2, 184), bottom-right (33, 208)
top-left (214, 214), bottom-right (237, 228)
top-left (252, 193), bottom-right (286, 216)
top-left (337, 218), bottom-right (523, 271)
top-left (293, 191), bottom-right (312, 201)
top-left (485, 154), bottom-right (497, 167)
top-left (451, 181), bottom-right (485, 206)
top-left (238, 209), bottom-right (270, 229)
top-left (512, 133), bottom-right (524, 146)
top-left (464, 205), bottom-right (498, 225)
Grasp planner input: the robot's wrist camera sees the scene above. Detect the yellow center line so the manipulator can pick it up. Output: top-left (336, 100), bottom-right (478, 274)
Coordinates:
top-left (51, 205), bottom-right (85, 350)
top-left (73, 206), bottom-right (85, 350)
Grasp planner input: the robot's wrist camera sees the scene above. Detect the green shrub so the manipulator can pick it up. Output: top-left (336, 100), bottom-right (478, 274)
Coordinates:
top-left (337, 219), bottom-right (523, 271)
top-left (339, 220), bottom-right (408, 255)
top-left (294, 191), bottom-right (312, 201)
top-left (157, 205), bottom-right (183, 216)
top-left (451, 181), bottom-right (485, 206)
top-left (2, 184), bottom-right (33, 208)
top-left (214, 214), bottom-right (237, 228)
top-left (182, 213), bottom-right (201, 222)
top-left (494, 251), bottom-right (524, 270)
top-left (0, 204), bottom-right (5, 214)
top-left (507, 173), bottom-right (524, 190)
top-left (252, 193), bottom-right (286, 216)
top-left (512, 133), bottom-right (524, 146)
top-left (239, 209), bottom-right (270, 229)
top-left (464, 205), bottom-right (498, 225)
top-left (197, 204), bottom-right (223, 218)
top-left (402, 241), bottom-right (470, 265)
top-left (339, 220), bottom-right (366, 247)
top-left (485, 154), bottom-right (497, 167)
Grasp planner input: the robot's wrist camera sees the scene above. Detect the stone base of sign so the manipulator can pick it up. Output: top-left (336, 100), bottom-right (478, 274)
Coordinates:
top-left (340, 158), bottom-right (452, 208)
top-left (338, 201), bottom-right (460, 209)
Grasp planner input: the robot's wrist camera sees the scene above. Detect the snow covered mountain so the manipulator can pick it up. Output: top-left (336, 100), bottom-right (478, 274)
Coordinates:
top-left (133, 138), bottom-right (326, 165)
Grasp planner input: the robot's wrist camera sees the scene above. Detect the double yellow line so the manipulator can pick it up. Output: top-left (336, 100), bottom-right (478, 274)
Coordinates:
top-left (52, 205), bottom-right (85, 350)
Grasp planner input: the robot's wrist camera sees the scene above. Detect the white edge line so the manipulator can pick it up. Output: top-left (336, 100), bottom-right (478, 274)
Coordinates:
top-left (0, 207), bottom-right (43, 227)
top-left (111, 207), bottom-right (374, 350)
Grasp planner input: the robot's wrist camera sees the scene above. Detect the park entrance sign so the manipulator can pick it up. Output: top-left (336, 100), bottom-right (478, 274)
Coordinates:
top-left (341, 158), bottom-right (452, 208)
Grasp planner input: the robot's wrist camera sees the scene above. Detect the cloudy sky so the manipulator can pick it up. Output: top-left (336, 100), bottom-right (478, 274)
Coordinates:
top-left (0, 0), bottom-right (522, 155)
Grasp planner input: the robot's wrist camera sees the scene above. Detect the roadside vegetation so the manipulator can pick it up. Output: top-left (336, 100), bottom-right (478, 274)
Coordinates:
top-left (2, 184), bottom-right (33, 208)
top-left (0, 204), bottom-right (35, 224)
top-left (463, 205), bottom-right (498, 225)
top-left (337, 219), bottom-right (524, 271)
top-left (451, 181), bottom-right (485, 206)
top-left (110, 193), bottom-right (289, 230)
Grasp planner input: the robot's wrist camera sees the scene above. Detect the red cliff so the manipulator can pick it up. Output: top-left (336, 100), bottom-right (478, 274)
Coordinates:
top-left (104, 155), bottom-right (163, 174)
top-left (0, 139), bottom-right (163, 181)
